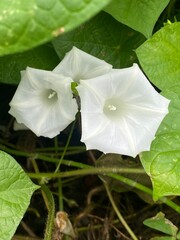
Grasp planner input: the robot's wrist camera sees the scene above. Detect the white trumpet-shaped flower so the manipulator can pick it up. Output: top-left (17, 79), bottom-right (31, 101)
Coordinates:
top-left (9, 67), bottom-right (78, 138)
top-left (53, 46), bottom-right (112, 82)
top-left (77, 64), bottom-right (170, 157)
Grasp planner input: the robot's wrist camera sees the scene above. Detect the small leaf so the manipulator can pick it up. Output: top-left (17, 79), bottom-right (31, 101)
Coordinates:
top-left (140, 89), bottom-right (180, 200)
top-left (143, 212), bottom-right (178, 236)
top-left (96, 154), bottom-right (142, 192)
top-left (0, 0), bottom-right (111, 56)
top-left (136, 22), bottom-right (180, 90)
top-left (96, 154), bottom-right (154, 203)
top-left (0, 43), bottom-right (60, 85)
top-left (105, 0), bottom-right (170, 38)
top-left (0, 151), bottom-right (39, 240)
top-left (52, 12), bottom-right (145, 68)
top-left (177, 231), bottom-right (180, 239)
top-left (150, 236), bottom-right (176, 240)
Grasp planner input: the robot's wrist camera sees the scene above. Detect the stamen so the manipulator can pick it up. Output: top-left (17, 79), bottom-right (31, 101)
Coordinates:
top-left (48, 91), bottom-right (57, 99)
top-left (108, 104), bottom-right (117, 111)
top-left (103, 99), bottom-right (125, 120)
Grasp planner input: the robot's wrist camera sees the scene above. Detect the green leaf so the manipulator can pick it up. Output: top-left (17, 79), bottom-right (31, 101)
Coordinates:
top-left (0, 151), bottom-right (39, 240)
top-left (143, 212), bottom-right (178, 236)
top-left (177, 231), bottom-right (180, 239)
top-left (0, 43), bottom-right (60, 85)
top-left (0, 0), bottom-right (111, 56)
top-left (136, 22), bottom-right (180, 90)
top-left (104, 0), bottom-right (170, 38)
top-left (150, 237), bottom-right (176, 240)
top-left (52, 12), bottom-right (145, 68)
top-left (137, 22), bottom-right (180, 200)
top-left (140, 89), bottom-right (180, 201)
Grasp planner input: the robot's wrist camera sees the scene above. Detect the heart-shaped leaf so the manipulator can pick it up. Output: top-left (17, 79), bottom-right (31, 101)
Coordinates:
top-left (136, 22), bottom-right (180, 201)
top-left (52, 12), bottom-right (145, 68)
top-left (0, 151), bottom-right (39, 240)
top-left (136, 22), bottom-right (180, 90)
top-left (140, 88), bottom-right (180, 201)
top-left (105, 0), bottom-right (170, 38)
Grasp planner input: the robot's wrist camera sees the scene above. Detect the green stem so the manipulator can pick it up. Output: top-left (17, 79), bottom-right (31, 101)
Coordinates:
top-left (55, 120), bottom-right (76, 173)
top-left (28, 168), bottom-right (180, 214)
top-left (1, 144), bottom-right (180, 213)
top-left (104, 183), bottom-right (139, 240)
top-left (28, 167), bottom-right (146, 178)
top-left (58, 177), bottom-right (63, 211)
top-left (54, 121), bottom-right (76, 210)
top-left (54, 136), bottom-right (64, 211)
top-left (41, 185), bottom-right (55, 240)
top-left (107, 173), bottom-right (180, 213)
top-left (36, 146), bottom-right (85, 152)
top-left (30, 157), bottom-right (55, 239)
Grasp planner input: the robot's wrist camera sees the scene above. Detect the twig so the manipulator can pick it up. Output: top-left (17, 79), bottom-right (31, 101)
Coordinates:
top-left (104, 182), bottom-right (139, 240)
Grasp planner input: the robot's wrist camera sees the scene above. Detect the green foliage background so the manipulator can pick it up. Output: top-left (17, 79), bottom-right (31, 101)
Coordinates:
top-left (0, 0), bottom-right (179, 239)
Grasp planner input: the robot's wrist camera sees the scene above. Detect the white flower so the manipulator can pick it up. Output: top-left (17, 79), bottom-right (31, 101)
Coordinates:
top-left (9, 67), bottom-right (78, 138)
top-left (77, 63), bottom-right (170, 157)
top-left (53, 46), bottom-right (112, 82)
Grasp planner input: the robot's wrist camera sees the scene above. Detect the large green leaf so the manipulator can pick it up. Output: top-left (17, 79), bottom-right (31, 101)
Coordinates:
top-left (0, 0), bottom-right (111, 56)
top-left (137, 22), bottom-right (180, 200)
top-left (136, 22), bottom-right (180, 90)
top-left (104, 0), bottom-right (170, 38)
top-left (140, 88), bottom-right (180, 201)
top-left (0, 43), bottom-right (60, 85)
top-left (52, 12), bottom-right (145, 68)
top-left (0, 151), bottom-right (39, 240)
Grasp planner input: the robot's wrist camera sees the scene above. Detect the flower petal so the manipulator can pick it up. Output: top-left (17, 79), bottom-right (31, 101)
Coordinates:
top-left (53, 47), bottom-right (112, 82)
top-left (9, 67), bottom-right (78, 138)
top-left (77, 64), bottom-right (170, 157)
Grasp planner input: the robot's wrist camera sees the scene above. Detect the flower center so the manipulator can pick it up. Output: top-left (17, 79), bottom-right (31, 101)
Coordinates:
top-left (43, 89), bottom-right (58, 104)
top-left (103, 98), bottom-right (125, 120)
top-left (48, 91), bottom-right (57, 99)
top-left (107, 104), bottom-right (117, 111)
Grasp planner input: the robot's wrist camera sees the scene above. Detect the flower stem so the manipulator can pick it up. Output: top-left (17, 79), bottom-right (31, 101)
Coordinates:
top-left (54, 120), bottom-right (76, 173)
top-left (54, 121), bottom-right (76, 210)
top-left (104, 183), bottom-right (139, 240)
top-left (54, 136), bottom-right (64, 211)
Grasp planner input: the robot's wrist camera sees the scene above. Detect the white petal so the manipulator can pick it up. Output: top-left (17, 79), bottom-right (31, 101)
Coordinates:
top-left (9, 67), bottom-right (78, 138)
top-left (77, 64), bottom-right (170, 157)
top-left (53, 46), bottom-right (112, 82)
